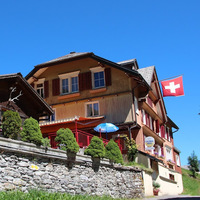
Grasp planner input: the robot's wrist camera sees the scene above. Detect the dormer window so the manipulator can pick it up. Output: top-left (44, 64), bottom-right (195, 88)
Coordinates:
top-left (58, 71), bottom-right (80, 95)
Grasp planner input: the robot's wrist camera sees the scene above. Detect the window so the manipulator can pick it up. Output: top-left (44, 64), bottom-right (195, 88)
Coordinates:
top-left (34, 78), bottom-right (45, 98)
top-left (37, 83), bottom-right (44, 98)
top-left (86, 102), bottom-right (99, 117)
top-left (166, 146), bottom-right (173, 161)
top-left (169, 174), bottom-right (175, 181)
top-left (134, 96), bottom-right (139, 114)
top-left (142, 109), bottom-right (146, 125)
top-left (58, 71), bottom-right (80, 95)
top-left (90, 67), bottom-right (105, 89)
top-left (176, 154), bottom-right (180, 166)
top-left (49, 109), bottom-right (56, 122)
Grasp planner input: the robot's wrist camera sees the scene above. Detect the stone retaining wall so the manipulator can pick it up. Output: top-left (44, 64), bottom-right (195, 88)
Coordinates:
top-left (0, 137), bottom-right (144, 199)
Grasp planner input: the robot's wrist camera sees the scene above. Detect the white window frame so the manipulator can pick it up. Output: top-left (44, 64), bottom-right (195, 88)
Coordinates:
top-left (142, 109), bottom-right (146, 125)
top-left (34, 78), bottom-right (45, 98)
top-left (176, 154), bottom-right (180, 166)
top-left (90, 66), bottom-right (105, 89)
top-left (134, 96), bottom-right (139, 115)
top-left (149, 116), bottom-right (153, 130)
top-left (85, 101), bottom-right (100, 117)
top-left (58, 71), bottom-right (80, 95)
top-left (165, 126), bottom-right (168, 140)
top-left (166, 146), bottom-right (173, 161)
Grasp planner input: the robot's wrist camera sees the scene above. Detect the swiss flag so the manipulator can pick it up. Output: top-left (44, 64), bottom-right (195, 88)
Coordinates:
top-left (161, 76), bottom-right (184, 97)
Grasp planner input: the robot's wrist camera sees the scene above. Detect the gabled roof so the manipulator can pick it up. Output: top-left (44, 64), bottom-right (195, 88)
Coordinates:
top-left (137, 66), bottom-right (155, 86)
top-left (137, 66), bottom-right (168, 123)
top-left (0, 73), bottom-right (53, 120)
top-left (35, 52), bottom-right (92, 68)
top-left (25, 52), bottom-right (150, 90)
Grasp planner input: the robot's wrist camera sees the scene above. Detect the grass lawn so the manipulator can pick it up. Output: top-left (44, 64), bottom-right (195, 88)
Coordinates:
top-left (0, 190), bottom-right (138, 200)
top-left (182, 168), bottom-right (200, 195)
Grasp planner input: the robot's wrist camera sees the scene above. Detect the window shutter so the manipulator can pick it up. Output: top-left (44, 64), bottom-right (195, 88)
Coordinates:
top-left (146, 113), bottom-right (149, 127)
top-left (156, 120), bottom-right (160, 133)
top-left (86, 71), bottom-right (92, 90)
top-left (161, 125), bottom-right (165, 138)
top-left (105, 68), bottom-right (111, 86)
top-left (79, 72), bottom-right (92, 91)
top-left (44, 80), bottom-right (49, 98)
top-left (79, 73), bottom-right (84, 91)
top-left (52, 78), bottom-right (60, 96)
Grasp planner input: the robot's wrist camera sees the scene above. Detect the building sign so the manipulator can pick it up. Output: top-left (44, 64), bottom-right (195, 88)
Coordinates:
top-left (145, 136), bottom-right (155, 150)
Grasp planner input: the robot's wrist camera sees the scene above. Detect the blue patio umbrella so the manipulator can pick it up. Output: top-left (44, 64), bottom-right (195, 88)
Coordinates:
top-left (94, 123), bottom-right (119, 140)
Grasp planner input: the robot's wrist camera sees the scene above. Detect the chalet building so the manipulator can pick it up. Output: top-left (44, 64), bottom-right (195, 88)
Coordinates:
top-left (0, 73), bottom-right (53, 127)
top-left (26, 52), bottom-right (183, 196)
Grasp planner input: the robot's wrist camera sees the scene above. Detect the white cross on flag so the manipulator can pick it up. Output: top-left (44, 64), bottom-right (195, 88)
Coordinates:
top-left (161, 76), bottom-right (184, 97)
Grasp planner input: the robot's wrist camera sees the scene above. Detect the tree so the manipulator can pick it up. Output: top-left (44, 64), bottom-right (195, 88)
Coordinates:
top-left (20, 117), bottom-right (43, 146)
top-left (84, 136), bottom-right (105, 158)
top-left (55, 128), bottom-right (79, 153)
top-left (2, 110), bottom-right (22, 139)
top-left (188, 151), bottom-right (199, 178)
top-left (105, 139), bottom-right (124, 164)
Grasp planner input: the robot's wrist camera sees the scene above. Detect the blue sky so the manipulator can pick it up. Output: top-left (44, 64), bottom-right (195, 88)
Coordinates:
top-left (0, 0), bottom-right (199, 165)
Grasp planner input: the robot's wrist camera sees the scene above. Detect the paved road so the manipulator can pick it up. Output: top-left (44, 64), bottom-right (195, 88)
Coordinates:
top-left (143, 195), bottom-right (200, 200)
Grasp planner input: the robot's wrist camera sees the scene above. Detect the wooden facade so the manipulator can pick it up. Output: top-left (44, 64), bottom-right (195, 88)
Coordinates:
top-left (26, 52), bottom-right (181, 175)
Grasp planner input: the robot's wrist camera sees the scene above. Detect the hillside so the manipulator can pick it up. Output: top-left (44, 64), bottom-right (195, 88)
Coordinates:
top-left (182, 168), bottom-right (200, 195)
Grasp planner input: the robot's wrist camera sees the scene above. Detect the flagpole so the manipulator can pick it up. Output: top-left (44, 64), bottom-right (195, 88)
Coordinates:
top-left (154, 74), bottom-right (184, 83)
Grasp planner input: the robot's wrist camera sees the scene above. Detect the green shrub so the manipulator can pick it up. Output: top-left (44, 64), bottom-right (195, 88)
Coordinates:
top-left (41, 137), bottom-right (51, 148)
top-left (105, 139), bottom-right (124, 164)
top-left (2, 110), bottom-right (22, 139)
top-left (20, 117), bottom-right (43, 146)
top-left (153, 181), bottom-right (160, 189)
top-left (55, 128), bottom-right (79, 153)
top-left (124, 136), bottom-right (138, 162)
top-left (84, 136), bottom-right (105, 158)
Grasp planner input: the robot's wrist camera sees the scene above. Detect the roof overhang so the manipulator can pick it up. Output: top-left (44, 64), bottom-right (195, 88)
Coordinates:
top-left (0, 73), bottom-right (53, 120)
top-left (25, 52), bottom-right (151, 92)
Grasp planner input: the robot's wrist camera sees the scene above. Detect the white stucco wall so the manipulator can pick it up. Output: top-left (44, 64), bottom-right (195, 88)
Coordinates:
top-left (142, 171), bottom-right (153, 196)
top-left (156, 164), bottom-right (183, 196)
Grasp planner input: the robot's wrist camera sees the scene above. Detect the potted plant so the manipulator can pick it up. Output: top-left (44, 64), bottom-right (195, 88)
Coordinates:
top-left (84, 136), bottom-right (105, 171)
top-left (153, 181), bottom-right (160, 196)
top-left (55, 128), bottom-right (79, 162)
top-left (105, 139), bottom-right (124, 165)
top-left (20, 117), bottom-right (43, 146)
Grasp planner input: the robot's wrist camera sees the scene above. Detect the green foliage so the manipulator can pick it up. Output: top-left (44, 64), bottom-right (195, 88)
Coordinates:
top-left (20, 117), bottom-right (43, 146)
top-left (125, 161), bottom-right (153, 173)
top-left (123, 136), bottom-right (138, 162)
top-left (182, 168), bottom-right (200, 195)
top-left (0, 189), bottom-right (121, 200)
top-left (41, 137), bottom-right (51, 148)
top-left (84, 136), bottom-right (105, 158)
top-left (153, 181), bottom-right (160, 189)
top-left (105, 139), bottom-right (123, 164)
top-left (55, 128), bottom-right (79, 153)
top-left (2, 110), bottom-right (22, 139)
top-left (188, 151), bottom-right (199, 178)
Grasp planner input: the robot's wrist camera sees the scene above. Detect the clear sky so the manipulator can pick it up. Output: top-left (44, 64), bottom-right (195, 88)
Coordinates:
top-left (0, 0), bottom-right (199, 165)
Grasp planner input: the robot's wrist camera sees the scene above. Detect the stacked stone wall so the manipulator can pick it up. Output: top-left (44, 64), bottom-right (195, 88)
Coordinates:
top-left (0, 138), bottom-right (144, 199)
